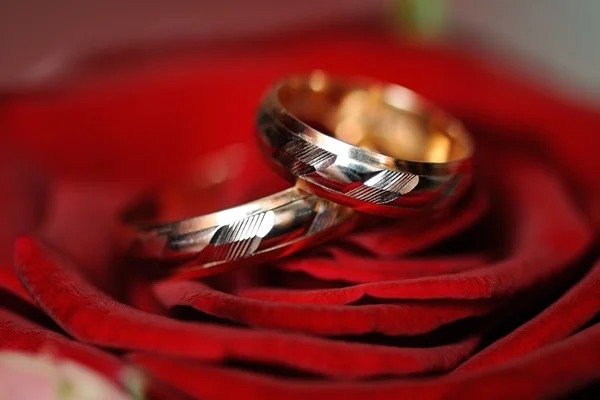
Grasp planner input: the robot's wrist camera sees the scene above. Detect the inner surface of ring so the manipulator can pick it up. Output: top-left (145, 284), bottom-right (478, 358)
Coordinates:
top-left (278, 77), bottom-right (471, 163)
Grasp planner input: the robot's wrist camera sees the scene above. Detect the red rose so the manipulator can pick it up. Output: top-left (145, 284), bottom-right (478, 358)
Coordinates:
top-left (2, 32), bottom-right (599, 399)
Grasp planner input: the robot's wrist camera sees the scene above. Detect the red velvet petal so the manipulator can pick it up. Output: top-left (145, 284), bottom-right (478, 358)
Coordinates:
top-left (130, 323), bottom-right (600, 400)
top-left (0, 265), bottom-right (35, 305)
top-left (153, 279), bottom-right (495, 335)
top-left (457, 258), bottom-right (600, 372)
top-left (0, 308), bottom-right (122, 380)
top-left (13, 236), bottom-right (482, 378)
top-left (276, 253), bottom-right (487, 284)
top-left (343, 186), bottom-right (489, 257)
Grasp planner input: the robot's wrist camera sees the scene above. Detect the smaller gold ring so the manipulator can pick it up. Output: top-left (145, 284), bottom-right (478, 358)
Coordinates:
top-left (118, 145), bottom-right (357, 279)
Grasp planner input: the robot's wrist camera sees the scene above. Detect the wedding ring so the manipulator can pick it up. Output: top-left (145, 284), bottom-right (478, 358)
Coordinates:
top-left (119, 145), bottom-right (356, 278)
top-left (256, 71), bottom-right (474, 217)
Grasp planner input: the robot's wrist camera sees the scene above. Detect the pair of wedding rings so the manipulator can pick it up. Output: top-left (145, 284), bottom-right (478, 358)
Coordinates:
top-left (120, 71), bottom-right (474, 279)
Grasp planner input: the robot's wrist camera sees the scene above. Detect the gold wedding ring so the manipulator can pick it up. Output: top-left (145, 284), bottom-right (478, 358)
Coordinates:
top-left (119, 145), bottom-right (356, 279)
top-left (256, 71), bottom-right (474, 217)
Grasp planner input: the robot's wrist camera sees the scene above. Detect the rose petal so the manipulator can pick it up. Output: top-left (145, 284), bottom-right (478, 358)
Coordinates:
top-left (0, 308), bottom-right (122, 380)
top-left (457, 258), bottom-right (600, 371)
top-left (130, 323), bottom-right (600, 400)
top-left (276, 253), bottom-right (488, 284)
top-left (14, 236), bottom-right (482, 378)
top-left (0, 265), bottom-right (35, 305)
top-left (343, 187), bottom-right (489, 257)
top-left (153, 279), bottom-right (495, 336)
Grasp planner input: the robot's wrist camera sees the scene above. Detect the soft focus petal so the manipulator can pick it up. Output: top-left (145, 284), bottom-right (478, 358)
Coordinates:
top-left (0, 351), bottom-right (133, 400)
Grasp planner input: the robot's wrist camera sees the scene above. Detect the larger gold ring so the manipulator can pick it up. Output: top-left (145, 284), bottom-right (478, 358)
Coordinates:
top-left (256, 71), bottom-right (474, 218)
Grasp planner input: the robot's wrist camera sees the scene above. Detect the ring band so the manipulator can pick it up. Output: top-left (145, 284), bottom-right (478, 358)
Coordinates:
top-left (256, 71), bottom-right (474, 217)
top-left (119, 146), bottom-right (356, 278)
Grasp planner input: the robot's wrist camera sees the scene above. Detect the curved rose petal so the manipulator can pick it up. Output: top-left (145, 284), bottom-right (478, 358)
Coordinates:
top-left (457, 258), bottom-right (600, 372)
top-left (125, 269), bottom-right (170, 316)
top-left (0, 351), bottom-right (133, 400)
top-left (153, 280), bottom-right (495, 336)
top-left (0, 308), bottom-right (122, 380)
top-left (0, 266), bottom-right (60, 329)
top-left (0, 265), bottom-right (35, 304)
top-left (276, 253), bottom-right (487, 284)
top-left (240, 156), bottom-right (592, 303)
top-left (130, 322), bottom-right (600, 399)
top-left (343, 187), bottom-right (489, 257)
top-left (14, 236), bottom-right (485, 378)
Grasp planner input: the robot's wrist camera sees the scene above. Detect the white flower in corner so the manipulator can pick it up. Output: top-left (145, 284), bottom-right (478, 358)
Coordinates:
top-left (0, 351), bottom-right (139, 400)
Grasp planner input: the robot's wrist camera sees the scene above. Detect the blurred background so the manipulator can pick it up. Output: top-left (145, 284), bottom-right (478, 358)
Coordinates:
top-left (2, 0), bottom-right (599, 104)
top-left (1, 0), bottom-right (599, 272)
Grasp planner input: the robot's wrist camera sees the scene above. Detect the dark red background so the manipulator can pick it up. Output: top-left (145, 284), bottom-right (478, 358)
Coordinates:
top-left (1, 31), bottom-right (599, 399)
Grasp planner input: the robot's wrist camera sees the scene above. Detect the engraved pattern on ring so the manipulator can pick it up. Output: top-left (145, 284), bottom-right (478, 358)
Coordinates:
top-left (276, 140), bottom-right (337, 176)
top-left (344, 170), bottom-right (419, 204)
top-left (210, 211), bottom-right (275, 262)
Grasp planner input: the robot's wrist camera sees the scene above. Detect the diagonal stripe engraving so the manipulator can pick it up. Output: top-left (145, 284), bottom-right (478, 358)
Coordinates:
top-left (276, 140), bottom-right (337, 176)
top-left (204, 211), bottom-right (276, 263)
top-left (211, 213), bottom-right (264, 261)
top-left (345, 170), bottom-right (418, 204)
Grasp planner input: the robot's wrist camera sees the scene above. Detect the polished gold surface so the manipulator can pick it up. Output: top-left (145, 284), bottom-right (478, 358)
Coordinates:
top-left (257, 71), bottom-right (474, 217)
top-left (277, 74), bottom-right (471, 163)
